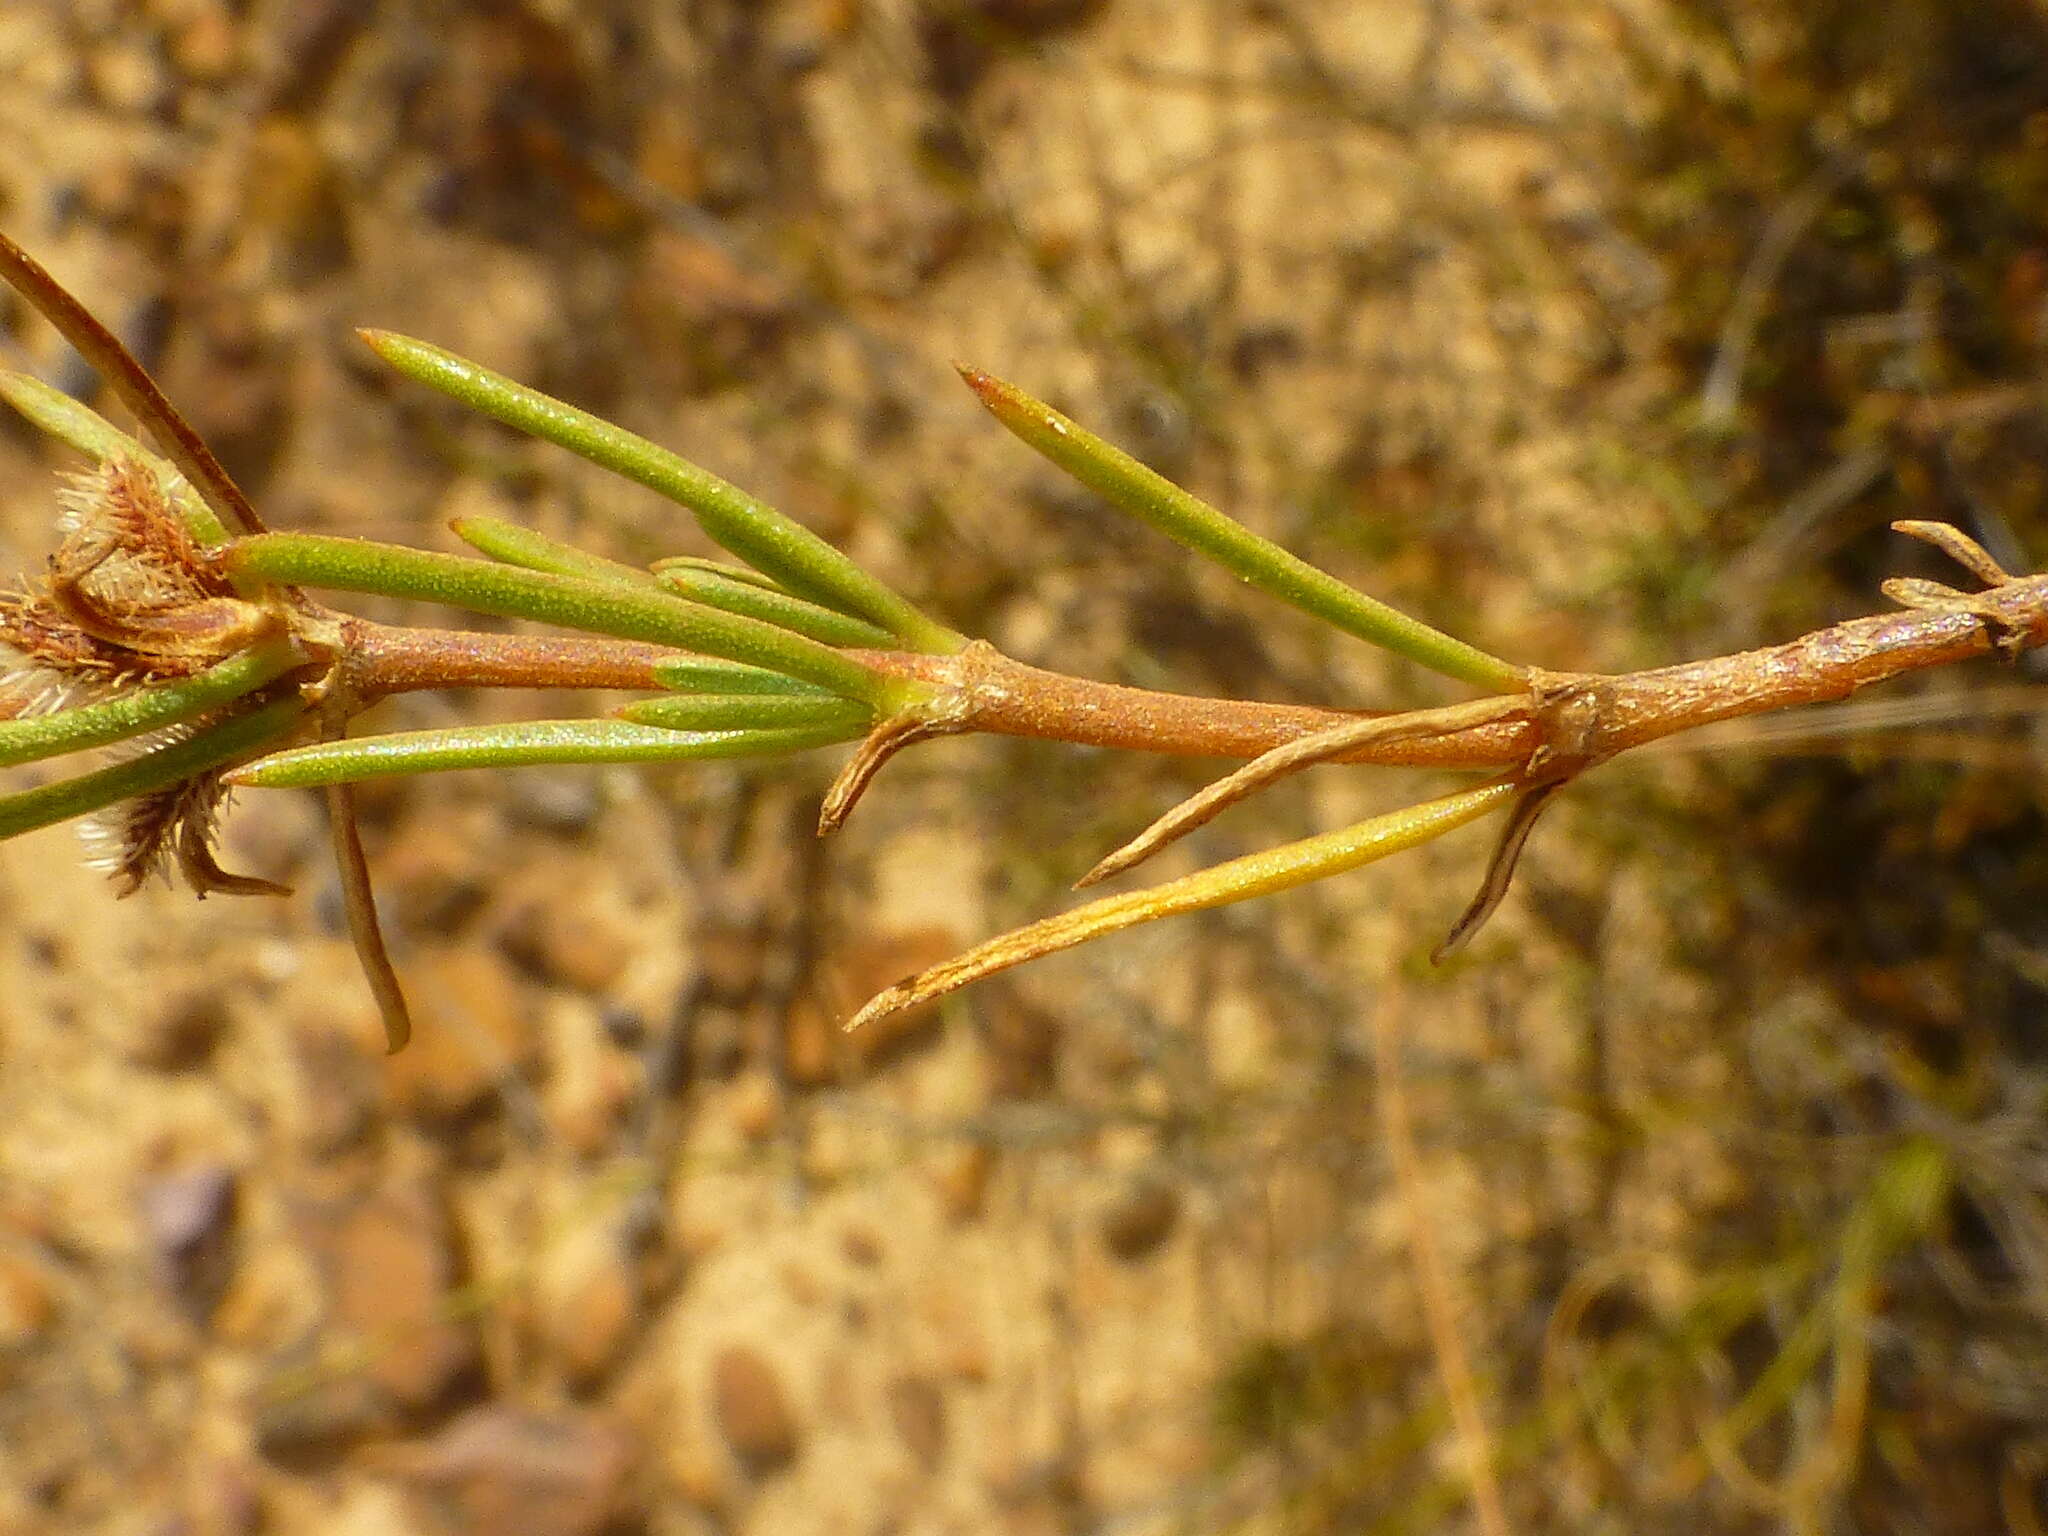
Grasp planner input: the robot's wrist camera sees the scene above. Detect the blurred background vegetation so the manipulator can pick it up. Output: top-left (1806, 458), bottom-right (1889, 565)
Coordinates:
top-left (2, 1), bottom-right (2047, 1532)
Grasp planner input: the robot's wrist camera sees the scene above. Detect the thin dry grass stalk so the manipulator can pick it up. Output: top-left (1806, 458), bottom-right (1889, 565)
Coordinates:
top-left (1371, 991), bottom-right (1513, 1536)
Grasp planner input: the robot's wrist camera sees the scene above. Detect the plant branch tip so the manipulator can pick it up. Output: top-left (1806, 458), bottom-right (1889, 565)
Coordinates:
top-left (1891, 519), bottom-right (2013, 586)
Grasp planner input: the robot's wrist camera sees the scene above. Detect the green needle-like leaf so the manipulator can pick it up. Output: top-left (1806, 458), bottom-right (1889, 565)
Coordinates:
top-left (0, 370), bottom-right (232, 546)
top-left (0, 641), bottom-right (302, 768)
top-left (654, 566), bottom-right (896, 649)
top-left (619, 692), bottom-right (873, 733)
top-left (226, 532), bottom-right (905, 706)
top-left (961, 368), bottom-right (1528, 693)
top-left (649, 555), bottom-right (787, 592)
top-left (229, 719), bottom-right (862, 789)
top-left (847, 778), bottom-right (1519, 1031)
top-left (0, 694), bottom-right (308, 842)
top-left (452, 514), bottom-right (661, 589)
top-left (653, 657), bottom-right (832, 696)
top-left (360, 329), bottom-right (964, 654)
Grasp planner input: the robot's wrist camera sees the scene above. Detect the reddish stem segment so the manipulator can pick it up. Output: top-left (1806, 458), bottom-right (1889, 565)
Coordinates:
top-left (1590, 597), bottom-right (2041, 751)
top-left (345, 621), bottom-right (674, 695)
top-left (846, 645), bottom-right (1539, 766)
top-left (326, 574), bottom-right (2048, 776)
top-left (858, 579), bottom-right (2048, 769)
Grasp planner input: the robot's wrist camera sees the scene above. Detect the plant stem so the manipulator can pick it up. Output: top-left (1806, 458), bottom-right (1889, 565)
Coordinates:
top-left (227, 533), bottom-right (901, 705)
top-left (343, 624), bottom-right (837, 698)
top-left (344, 622), bottom-right (677, 694)
top-left (850, 645), bottom-right (1538, 766)
top-left (855, 578), bottom-right (2048, 768)
top-left (1590, 593), bottom-right (2048, 749)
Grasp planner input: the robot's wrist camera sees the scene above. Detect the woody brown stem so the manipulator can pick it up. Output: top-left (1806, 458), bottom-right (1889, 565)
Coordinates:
top-left (1587, 578), bottom-right (2048, 753)
top-left (344, 620), bottom-right (676, 695)
top-left (308, 571), bottom-right (2048, 781)
top-left (844, 643), bottom-right (1539, 766)
top-left (857, 575), bottom-right (2048, 772)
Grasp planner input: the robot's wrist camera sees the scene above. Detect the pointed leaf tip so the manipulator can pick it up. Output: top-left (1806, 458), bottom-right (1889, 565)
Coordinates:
top-left (360, 331), bottom-right (963, 654)
top-left (845, 778), bottom-right (1518, 1031)
top-left (958, 367), bottom-right (1050, 430)
top-left (965, 371), bottom-right (1528, 692)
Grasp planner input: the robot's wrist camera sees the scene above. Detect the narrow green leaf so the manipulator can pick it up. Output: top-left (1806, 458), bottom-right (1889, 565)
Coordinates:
top-left (0, 694), bottom-right (308, 842)
top-left (653, 657), bottom-right (831, 696)
top-left (649, 555), bottom-right (787, 592)
top-left (619, 692), bottom-right (873, 733)
top-left (226, 532), bottom-right (904, 706)
top-left (654, 566), bottom-right (896, 649)
top-left (0, 370), bottom-right (232, 546)
top-left (229, 718), bottom-right (862, 789)
top-left (847, 778), bottom-right (1519, 1031)
top-left (451, 513), bottom-right (661, 589)
top-left (0, 641), bottom-right (302, 767)
top-left (961, 368), bottom-right (1528, 693)
top-left (360, 329), bottom-right (964, 653)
